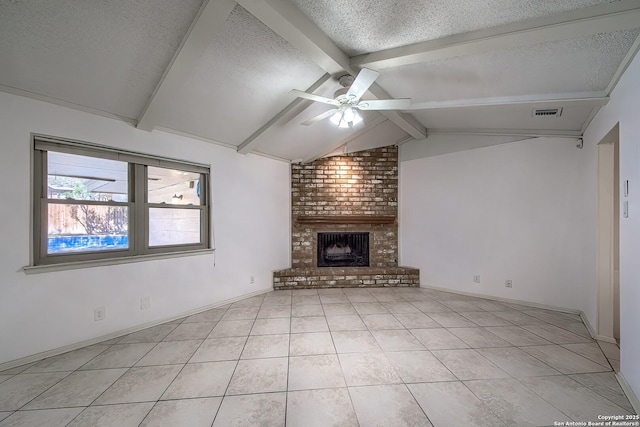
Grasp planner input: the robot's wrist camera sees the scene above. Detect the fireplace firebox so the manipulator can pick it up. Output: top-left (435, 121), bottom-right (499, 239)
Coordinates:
top-left (317, 232), bottom-right (369, 267)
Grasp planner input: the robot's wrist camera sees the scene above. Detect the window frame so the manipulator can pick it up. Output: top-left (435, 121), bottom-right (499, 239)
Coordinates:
top-left (32, 135), bottom-right (211, 266)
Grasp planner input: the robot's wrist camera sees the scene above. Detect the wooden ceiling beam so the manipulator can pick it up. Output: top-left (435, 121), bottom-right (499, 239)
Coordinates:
top-left (137, 0), bottom-right (236, 131)
top-left (352, 0), bottom-right (640, 70)
top-left (236, 0), bottom-right (427, 152)
top-left (407, 92), bottom-right (610, 111)
top-left (237, 73), bottom-right (332, 154)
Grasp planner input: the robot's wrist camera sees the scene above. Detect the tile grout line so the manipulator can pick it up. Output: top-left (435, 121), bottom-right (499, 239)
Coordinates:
top-left (14, 325), bottom-right (185, 423)
top-left (73, 310), bottom-right (227, 425)
top-left (135, 321), bottom-right (224, 424)
top-left (2, 287), bottom-right (631, 426)
top-left (116, 304), bottom-right (232, 426)
top-left (333, 288), bottom-right (362, 427)
top-left (457, 378), bottom-right (511, 426)
top-left (210, 296), bottom-right (267, 426)
top-left (283, 295), bottom-right (293, 427)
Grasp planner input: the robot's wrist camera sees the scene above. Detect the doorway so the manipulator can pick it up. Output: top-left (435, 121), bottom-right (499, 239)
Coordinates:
top-left (596, 123), bottom-right (620, 344)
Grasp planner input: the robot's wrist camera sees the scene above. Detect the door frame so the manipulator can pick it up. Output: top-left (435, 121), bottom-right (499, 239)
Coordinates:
top-left (596, 123), bottom-right (620, 343)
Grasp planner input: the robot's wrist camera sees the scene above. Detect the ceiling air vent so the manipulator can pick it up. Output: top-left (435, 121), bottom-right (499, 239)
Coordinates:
top-left (533, 108), bottom-right (563, 117)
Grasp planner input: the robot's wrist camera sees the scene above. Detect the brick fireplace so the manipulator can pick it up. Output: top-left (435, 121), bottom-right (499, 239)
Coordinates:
top-left (273, 145), bottom-right (419, 289)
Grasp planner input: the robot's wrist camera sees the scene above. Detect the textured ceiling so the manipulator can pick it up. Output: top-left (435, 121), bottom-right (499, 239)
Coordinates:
top-left (152, 5), bottom-right (326, 146)
top-left (0, 0), bottom-right (638, 161)
top-left (378, 28), bottom-right (640, 103)
top-left (291, 0), bottom-right (613, 56)
top-left (411, 104), bottom-right (595, 130)
top-left (256, 83), bottom-right (413, 161)
top-left (0, 0), bottom-right (203, 119)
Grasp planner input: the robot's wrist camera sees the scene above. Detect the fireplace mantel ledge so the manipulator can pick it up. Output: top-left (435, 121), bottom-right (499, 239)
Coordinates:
top-left (295, 215), bottom-right (396, 225)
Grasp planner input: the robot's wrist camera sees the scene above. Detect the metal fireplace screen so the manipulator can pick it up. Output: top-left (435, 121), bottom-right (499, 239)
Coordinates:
top-left (317, 232), bottom-right (370, 267)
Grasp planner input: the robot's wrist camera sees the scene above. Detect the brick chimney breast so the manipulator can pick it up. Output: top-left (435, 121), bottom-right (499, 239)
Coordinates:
top-left (274, 145), bottom-right (419, 289)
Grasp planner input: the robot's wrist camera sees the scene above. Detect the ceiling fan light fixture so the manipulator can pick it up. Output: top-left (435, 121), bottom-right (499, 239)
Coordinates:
top-left (330, 107), bottom-right (363, 128)
top-left (291, 68), bottom-right (406, 127)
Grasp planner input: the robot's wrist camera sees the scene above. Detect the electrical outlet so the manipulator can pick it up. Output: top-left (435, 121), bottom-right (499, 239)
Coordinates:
top-left (141, 296), bottom-right (151, 310)
top-left (473, 275), bottom-right (481, 284)
top-left (250, 275), bottom-right (255, 284)
top-left (505, 279), bottom-right (513, 288)
top-left (94, 307), bottom-right (105, 321)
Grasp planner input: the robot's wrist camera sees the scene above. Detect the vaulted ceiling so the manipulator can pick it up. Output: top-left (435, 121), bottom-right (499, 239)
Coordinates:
top-left (1, 0), bottom-right (639, 162)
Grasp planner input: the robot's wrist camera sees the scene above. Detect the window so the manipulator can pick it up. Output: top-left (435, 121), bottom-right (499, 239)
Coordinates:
top-left (32, 136), bottom-right (210, 266)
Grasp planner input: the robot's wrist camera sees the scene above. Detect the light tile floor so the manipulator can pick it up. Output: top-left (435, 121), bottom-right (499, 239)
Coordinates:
top-left (0, 287), bottom-right (635, 426)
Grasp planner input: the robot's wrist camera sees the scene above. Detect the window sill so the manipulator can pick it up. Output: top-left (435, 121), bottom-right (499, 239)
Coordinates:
top-left (23, 249), bottom-right (215, 274)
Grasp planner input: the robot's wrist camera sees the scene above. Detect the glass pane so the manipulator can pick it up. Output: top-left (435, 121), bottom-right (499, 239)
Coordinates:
top-left (149, 208), bottom-right (201, 247)
top-left (148, 166), bottom-right (201, 205)
top-left (47, 204), bottom-right (129, 254)
top-left (48, 152), bottom-right (128, 202)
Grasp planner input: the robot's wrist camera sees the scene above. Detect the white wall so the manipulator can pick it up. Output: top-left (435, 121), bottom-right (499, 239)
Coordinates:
top-left (399, 134), bottom-right (528, 160)
top-left (0, 92), bottom-right (290, 364)
top-left (583, 50), bottom-right (640, 401)
top-left (399, 136), bottom-right (595, 313)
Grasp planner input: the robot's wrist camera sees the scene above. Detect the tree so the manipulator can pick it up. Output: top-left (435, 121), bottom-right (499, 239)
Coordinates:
top-left (63, 182), bottom-right (127, 235)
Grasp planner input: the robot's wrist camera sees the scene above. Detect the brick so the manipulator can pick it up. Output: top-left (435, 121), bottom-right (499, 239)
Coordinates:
top-left (282, 146), bottom-right (419, 288)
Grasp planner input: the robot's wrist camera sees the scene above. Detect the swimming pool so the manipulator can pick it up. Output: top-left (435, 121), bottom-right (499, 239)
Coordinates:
top-left (48, 235), bottom-right (129, 253)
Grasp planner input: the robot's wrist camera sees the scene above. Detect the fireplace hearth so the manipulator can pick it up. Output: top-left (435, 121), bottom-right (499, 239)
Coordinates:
top-left (273, 146), bottom-right (419, 289)
top-left (317, 232), bottom-right (369, 267)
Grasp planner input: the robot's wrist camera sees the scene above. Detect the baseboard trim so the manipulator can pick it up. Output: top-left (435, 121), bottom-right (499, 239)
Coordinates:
top-left (420, 284), bottom-right (583, 315)
top-left (421, 285), bottom-right (613, 343)
top-left (422, 284), bottom-right (640, 411)
top-left (580, 312), bottom-right (598, 340)
top-left (0, 288), bottom-right (272, 372)
top-left (594, 335), bottom-right (618, 344)
top-left (616, 372), bottom-right (640, 414)
top-left (581, 311), bottom-right (618, 344)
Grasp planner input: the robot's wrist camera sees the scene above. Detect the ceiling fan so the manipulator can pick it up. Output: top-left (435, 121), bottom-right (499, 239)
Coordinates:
top-left (290, 68), bottom-right (411, 128)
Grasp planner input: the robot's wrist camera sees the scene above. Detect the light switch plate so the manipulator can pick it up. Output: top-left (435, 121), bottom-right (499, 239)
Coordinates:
top-left (624, 180), bottom-right (629, 197)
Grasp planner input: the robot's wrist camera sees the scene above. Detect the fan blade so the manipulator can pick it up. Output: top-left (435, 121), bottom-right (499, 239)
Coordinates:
top-left (346, 68), bottom-right (380, 101)
top-left (301, 108), bottom-right (339, 126)
top-left (290, 89), bottom-right (339, 106)
top-left (356, 98), bottom-right (411, 110)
